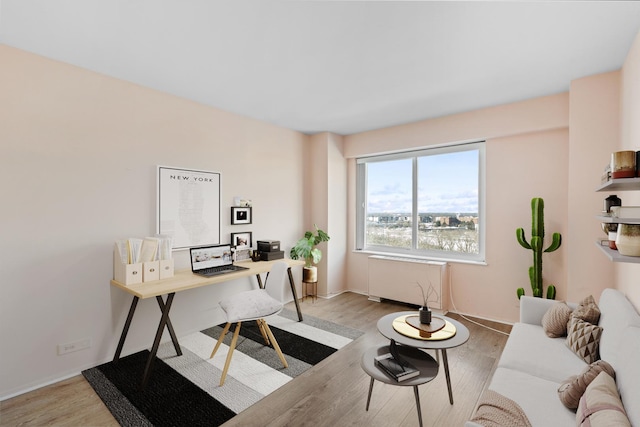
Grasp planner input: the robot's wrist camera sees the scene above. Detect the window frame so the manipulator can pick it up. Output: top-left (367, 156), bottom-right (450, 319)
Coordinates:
top-left (355, 141), bottom-right (486, 264)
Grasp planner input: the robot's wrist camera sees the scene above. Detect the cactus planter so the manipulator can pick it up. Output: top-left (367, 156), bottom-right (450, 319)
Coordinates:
top-left (516, 197), bottom-right (562, 300)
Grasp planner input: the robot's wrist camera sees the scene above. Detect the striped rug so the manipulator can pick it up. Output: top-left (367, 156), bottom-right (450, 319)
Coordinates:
top-left (83, 309), bottom-right (363, 427)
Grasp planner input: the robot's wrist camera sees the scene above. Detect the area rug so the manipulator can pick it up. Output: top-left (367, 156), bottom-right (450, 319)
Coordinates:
top-left (82, 309), bottom-right (363, 427)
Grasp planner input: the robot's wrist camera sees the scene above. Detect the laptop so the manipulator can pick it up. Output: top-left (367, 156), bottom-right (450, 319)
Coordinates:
top-left (190, 244), bottom-right (249, 277)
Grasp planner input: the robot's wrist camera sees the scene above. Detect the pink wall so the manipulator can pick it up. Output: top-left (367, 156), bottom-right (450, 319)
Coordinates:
top-left (0, 45), bottom-right (309, 398)
top-left (618, 31), bottom-right (640, 308)
top-left (345, 95), bottom-right (570, 323)
top-left (567, 71), bottom-right (620, 303)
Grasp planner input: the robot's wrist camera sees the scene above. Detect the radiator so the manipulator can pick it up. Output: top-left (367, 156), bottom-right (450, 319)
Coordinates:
top-left (368, 255), bottom-right (449, 312)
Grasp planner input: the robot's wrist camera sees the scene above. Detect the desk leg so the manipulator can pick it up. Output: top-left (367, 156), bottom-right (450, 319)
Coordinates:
top-left (442, 349), bottom-right (454, 404)
top-left (113, 296), bottom-right (139, 362)
top-left (256, 273), bottom-right (264, 289)
top-left (141, 292), bottom-right (176, 389)
top-left (156, 296), bottom-right (182, 357)
top-left (287, 267), bottom-right (303, 321)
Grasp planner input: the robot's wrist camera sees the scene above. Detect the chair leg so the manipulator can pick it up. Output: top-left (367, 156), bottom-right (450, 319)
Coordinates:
top-left (219, 322), bottom-right (242, 386)
top-left (256, 319), bottom-right (270, 345)
top-left (210, 322), bottom-right (232, 359)
top-left (261, 320), bottom-right (288, 368)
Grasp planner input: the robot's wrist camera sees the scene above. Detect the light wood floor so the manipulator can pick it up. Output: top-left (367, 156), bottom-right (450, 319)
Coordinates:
top-left (0, 292), bottom-right (511, 427)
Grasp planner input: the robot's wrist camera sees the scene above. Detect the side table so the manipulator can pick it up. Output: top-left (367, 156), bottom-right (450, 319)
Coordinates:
top-left (361, 344), bottom-right (439, 427)
top-left (376, 311), bottom-right (470, 404)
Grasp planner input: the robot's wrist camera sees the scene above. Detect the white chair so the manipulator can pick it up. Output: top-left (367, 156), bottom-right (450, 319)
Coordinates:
top-left (210, 261), bottom-right (289, 385)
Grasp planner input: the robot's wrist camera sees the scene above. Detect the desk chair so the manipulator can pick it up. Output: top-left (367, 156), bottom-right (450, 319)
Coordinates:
top-left (210, 261), bottom-right (289, 385)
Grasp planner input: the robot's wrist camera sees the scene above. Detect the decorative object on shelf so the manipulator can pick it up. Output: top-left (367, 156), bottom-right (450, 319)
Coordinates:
top-left (601, 223), bottom-right (619, 250)
top-left (290, 224), bottom-right (330, 283)
top-left (250, 250), bottom-right (262, 262)
top-left (233, 197), bottom-right (252, 207)
top-left (604, 194), bottom-right (621, 214)
top-left (231, 231), bottom-right (252, 249)
top-left (516, 197), bottom-right (562, 300)
top-left (230, 206), bottom-right (252, 225)
top-left (611, 150), bottom-right (636, 179)
top-left (615, 224), bottom-right (640, 256)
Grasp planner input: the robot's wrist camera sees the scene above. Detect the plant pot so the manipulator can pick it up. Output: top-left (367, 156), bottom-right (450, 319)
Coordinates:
top-left (615, 224), bottom-right (640, 256)
top-left (303, 266), bottom-right (317, 283)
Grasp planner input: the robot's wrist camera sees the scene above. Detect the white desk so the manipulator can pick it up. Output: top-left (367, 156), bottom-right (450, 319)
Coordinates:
top-left (110, 258), bottom-right (305, 388)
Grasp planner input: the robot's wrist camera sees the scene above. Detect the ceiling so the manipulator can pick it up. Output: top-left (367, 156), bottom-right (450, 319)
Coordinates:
top-left (2, 1), bottom-right (640, 135)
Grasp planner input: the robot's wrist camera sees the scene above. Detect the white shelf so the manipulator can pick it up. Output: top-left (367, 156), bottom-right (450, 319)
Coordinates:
top-left (595, 241), bottom-right (640, 263)
top-left (597, 215), bottom-right (640, 224)
top-left (596, 177), bottom-right (640, 192)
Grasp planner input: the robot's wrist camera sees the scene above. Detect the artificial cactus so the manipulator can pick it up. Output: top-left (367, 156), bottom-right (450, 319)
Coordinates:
top-left (516, 197), bottom-right (562, 299)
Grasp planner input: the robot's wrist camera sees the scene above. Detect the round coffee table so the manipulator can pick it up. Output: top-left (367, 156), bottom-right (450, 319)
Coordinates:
top-left (361, 344), bottom-right (439, 427)
top-left (377, 311), bottom-right (470, 404)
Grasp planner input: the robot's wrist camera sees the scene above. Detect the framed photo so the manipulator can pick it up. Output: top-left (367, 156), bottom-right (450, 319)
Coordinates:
top-left (231, 206), bottom-right (252, 225)
top-left (231, 232), bottom-right (252, 249)
top-left (157, 166), bottom-right (220, 250)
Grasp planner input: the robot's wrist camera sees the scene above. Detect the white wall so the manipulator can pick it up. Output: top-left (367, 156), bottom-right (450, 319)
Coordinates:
top-left (0, 45), bottom-right (309, 398)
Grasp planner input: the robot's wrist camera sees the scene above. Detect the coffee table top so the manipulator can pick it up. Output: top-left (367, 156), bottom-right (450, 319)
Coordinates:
top-left (377, 311), bottom-right (470, 349)
top-left (360, 344), bottom-right (439, 387)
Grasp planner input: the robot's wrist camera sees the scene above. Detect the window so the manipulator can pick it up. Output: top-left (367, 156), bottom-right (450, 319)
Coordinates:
top-left (356, 141), bottom-right (485, 262)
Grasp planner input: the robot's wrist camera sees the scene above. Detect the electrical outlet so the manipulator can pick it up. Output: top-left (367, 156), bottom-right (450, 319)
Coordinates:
top-left (57, 338), bottom-right (91, 355)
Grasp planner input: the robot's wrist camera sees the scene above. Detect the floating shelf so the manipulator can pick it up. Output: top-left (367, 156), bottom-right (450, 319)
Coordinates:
top-left (594, 241), bottom-right (640, 263)
top-left (596, 177), bottom-right (640, 192)
top-left (596, 215), bottom-right (640, 225)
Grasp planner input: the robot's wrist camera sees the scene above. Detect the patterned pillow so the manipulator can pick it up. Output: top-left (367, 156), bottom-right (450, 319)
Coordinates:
top-left (572, 294), bottom-right (601, 325)
top-left (566, 317), bottom-right (603, 364)
top-left (576, 371), bottom-right (631, 426)
top-left (558, 360), bottom-right (615, 409)
top-left (542, 302), bottom-right (573, 337)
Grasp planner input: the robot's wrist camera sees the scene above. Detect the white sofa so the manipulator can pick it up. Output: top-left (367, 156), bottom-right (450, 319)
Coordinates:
top-left (466, 288), bottom-right (640, 426)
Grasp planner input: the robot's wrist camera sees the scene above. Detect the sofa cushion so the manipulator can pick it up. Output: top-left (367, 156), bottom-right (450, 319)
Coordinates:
top-left (489, 367), bottom-right (576, 426)
top-left (572, 294), bottom-right (601, 325)
top-left (557, 360), bottom-right (615, 409)
top-left (566, 317), bottom-right (602, 364)
top-left (499, 323), bottom-right (586, 383)
top-left (615, 326), bottom-right (640, 427)
top-left (542, 302), bottom-right (572, 337)
top-left (576, 371), bottom-right (630, 427)
top-left (598, 288), bottom-right (640, 369)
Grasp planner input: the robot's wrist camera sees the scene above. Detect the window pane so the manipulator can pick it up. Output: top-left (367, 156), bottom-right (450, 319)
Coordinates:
top-left (417, 150), bottom-right (479, 254)
top-left (365, 158), bottom-right (412, 249)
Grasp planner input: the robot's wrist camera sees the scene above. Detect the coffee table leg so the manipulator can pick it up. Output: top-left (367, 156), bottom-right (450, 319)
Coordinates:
top-left (365, 377), bottom-right (375, 411)
top-left (413, 385), bottom-right (423, 427)
top-left (442, 349), bottom-right (454, 404)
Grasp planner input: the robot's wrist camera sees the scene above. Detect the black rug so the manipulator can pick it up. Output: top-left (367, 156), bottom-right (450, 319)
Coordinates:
top-left (83, 310), bottom-right (362, 427)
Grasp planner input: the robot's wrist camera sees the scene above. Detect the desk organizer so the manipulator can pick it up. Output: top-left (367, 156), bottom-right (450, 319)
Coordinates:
top-left (113, 246), bottom-right (174, 285)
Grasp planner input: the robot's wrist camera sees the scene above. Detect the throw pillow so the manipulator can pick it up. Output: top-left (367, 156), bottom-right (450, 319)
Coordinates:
top-left (542, 301), bottom-right (573, 337)
top-left (576, 371), bottom-right (631, 427)
top-left (469, 390), bottom-right (532, 427)
top-left (558, 360), bottom-right (615, 409)
top-left (566, 317), bottom-right (603, 364)
top-left (572, 294), bottom-right (601, 325)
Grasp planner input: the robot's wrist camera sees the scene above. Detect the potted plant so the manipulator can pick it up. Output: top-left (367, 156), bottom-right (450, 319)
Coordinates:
top-left (289, 224), bottom-right (330, 283)
top-left (416, 281), bottom-right (434, 324)
top-left (516, 197), bottom-right (562, 300)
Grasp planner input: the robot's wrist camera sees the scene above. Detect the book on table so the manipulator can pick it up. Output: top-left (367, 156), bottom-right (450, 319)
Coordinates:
top-left (374, 352), bottom-right (420, 382)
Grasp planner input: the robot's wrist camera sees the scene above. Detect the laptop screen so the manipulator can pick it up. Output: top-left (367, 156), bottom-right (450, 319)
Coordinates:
top-left (190, 244), bottom-right (233, 272)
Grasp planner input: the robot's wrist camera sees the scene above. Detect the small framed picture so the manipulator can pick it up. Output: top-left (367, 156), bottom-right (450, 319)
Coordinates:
top-left (231, 231), bottom-right (252, 249)
top-left (231, 206), bottom-right (252, 225)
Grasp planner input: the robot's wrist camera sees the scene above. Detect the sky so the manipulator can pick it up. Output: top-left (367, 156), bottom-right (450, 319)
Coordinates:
top-left (367, 149), bottom-right (479, 214)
